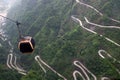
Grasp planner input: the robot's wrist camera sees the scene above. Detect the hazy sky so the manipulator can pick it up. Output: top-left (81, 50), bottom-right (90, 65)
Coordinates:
top-left (0, 0), bottom-right (17, 16)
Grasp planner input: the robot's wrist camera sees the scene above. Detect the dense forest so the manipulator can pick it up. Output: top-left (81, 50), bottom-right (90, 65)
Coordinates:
top-left (0, 0), bottom-right (120, 80)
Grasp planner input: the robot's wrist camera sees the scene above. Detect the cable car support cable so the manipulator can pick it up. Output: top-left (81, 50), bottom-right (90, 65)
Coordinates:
top-left (0, 15), bottom-right (22, 39)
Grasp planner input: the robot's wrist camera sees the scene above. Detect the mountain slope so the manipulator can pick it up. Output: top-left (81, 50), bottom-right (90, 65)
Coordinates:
top-left (0, 0), bottom-right (120, 80)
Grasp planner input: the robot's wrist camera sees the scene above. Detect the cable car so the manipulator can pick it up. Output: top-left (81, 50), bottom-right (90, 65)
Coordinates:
top-left (0, 15), bottom-right (35, 54)
top-left (18, 36), bottom-right (35, 53)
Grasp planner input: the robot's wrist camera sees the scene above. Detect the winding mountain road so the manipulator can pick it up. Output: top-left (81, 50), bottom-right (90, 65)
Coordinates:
top-left (71, 0), bottom-right (120, 80)
top-left (7, 53), bottom-right (27, 75)
top-left (35, 55), bottom-right (67, 80)
top-left (98, 50), bottom-right (120, 74)
top-left (75, 0), bottom-right (120, 23)
top-left (73, 60), bottom-right (97, 80)
top-left (71, 16), bottom-right (120, 47)
top-left (84, 17), bottom-right (120, 29)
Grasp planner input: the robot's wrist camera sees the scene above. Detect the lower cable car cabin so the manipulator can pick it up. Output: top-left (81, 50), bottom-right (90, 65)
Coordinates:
top-left (18, 36), bottom-right (35, 53)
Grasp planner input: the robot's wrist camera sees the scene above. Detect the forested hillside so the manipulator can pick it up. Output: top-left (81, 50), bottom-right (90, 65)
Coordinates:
top-left (0, 0), bottom-right (120, 80)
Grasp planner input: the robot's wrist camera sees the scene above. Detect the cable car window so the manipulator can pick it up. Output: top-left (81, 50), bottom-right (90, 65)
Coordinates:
top-left (19, 42), bottom-right (33, 53)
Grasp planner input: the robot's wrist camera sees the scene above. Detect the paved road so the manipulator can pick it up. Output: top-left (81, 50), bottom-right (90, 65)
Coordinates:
top-left (73, 60), bottom-right (97, 80)
top-left (72, 0), bottom-right (120, 80)
top-left (35, 55), bottom-right (67, 80)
